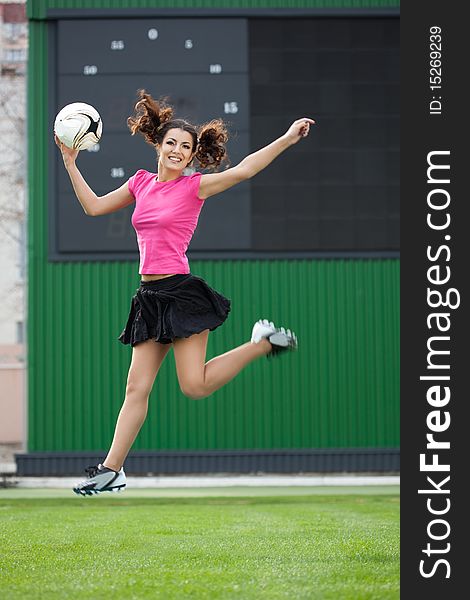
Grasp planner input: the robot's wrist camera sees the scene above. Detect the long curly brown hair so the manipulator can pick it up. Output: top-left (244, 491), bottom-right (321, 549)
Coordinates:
top-left (127, 89), bottom-right (229, 170)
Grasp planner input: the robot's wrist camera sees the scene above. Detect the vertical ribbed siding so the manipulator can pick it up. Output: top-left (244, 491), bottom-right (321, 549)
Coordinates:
top-left (27, 19), bottom-right (48, 453)
top-left (28, 2), bottom-right (400, 454)
top-left (28, 0), bottom-right (400, 20)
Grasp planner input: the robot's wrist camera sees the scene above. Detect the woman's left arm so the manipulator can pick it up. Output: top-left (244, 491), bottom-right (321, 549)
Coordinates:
top-left (198, 118), bottom-right (316, 200)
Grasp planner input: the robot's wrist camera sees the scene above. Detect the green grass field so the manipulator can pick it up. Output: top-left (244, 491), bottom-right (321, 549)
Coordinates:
top-left (0, 487), bottom-right (399, 599)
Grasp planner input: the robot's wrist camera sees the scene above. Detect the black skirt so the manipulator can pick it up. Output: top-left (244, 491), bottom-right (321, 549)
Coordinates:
top-left (118, 273), bottom-right (231, 346)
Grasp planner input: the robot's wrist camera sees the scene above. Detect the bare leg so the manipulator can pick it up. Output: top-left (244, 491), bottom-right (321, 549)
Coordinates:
top-left (103, 339), bottom-right (171, 471)
top-left (173, 329), bottom-right (272, 400)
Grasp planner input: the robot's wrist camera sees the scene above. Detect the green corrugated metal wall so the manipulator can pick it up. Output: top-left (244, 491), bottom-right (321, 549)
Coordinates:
top-left (27, 0), bottom-right (399, 20)
top-left (27, 0), bottom-right (400, 453)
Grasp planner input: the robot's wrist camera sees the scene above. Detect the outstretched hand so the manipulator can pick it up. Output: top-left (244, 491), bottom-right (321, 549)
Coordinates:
top-left (284, 118), bottom-right (316, 145)
top-left (54, 134), bottom-right (79, 170)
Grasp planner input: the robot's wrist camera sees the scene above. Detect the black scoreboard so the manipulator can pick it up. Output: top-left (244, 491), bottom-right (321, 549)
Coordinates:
top-left (49, 15), bottom-right (399, 261)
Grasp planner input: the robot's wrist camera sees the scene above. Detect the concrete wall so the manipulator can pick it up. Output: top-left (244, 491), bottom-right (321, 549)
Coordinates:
top-left (0, 344), bottom-right (25, 444)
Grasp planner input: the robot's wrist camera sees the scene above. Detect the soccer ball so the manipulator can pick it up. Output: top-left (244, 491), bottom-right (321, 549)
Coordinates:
top-left (54, 102), bottom-right (102, 150)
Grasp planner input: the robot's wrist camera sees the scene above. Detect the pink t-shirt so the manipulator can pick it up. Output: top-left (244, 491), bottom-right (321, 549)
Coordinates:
top-left (128, 169), bottom-right (204, 274)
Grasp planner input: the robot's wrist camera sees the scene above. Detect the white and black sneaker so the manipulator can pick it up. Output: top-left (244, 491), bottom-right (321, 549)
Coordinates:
top-left (251, 319), bottom-right (298, 358)
top-left (73, 464), bottom-right (126, 496)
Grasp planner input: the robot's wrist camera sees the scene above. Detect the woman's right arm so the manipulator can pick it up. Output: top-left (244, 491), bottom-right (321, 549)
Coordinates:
top-left (55, 135), bottom-right (135, 216)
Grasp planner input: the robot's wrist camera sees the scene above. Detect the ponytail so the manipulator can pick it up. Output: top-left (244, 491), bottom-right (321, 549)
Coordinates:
top-left (196, 119), bottom-right (229, 170)
top-left (127, 89), bottom-right (174, 145)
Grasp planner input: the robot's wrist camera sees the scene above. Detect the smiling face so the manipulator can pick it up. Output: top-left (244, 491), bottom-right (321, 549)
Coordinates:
top-left (157, 128), bottom-right (196, 175)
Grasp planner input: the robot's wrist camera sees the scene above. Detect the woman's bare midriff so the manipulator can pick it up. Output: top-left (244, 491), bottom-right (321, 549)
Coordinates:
top-left (141, 274), bottom-right (177, 281)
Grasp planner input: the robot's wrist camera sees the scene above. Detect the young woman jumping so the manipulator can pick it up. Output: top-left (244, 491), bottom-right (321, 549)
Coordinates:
top-left (55, 90), bottom-right (315, 495)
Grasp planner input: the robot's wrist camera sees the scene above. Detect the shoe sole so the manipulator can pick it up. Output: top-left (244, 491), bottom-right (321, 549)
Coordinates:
top-left (269, 332), bottom-right (290, 347)
top-left (73, 484), bottom-right (126, 496)
top-left (267, 331), bottom-right (298, 358)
